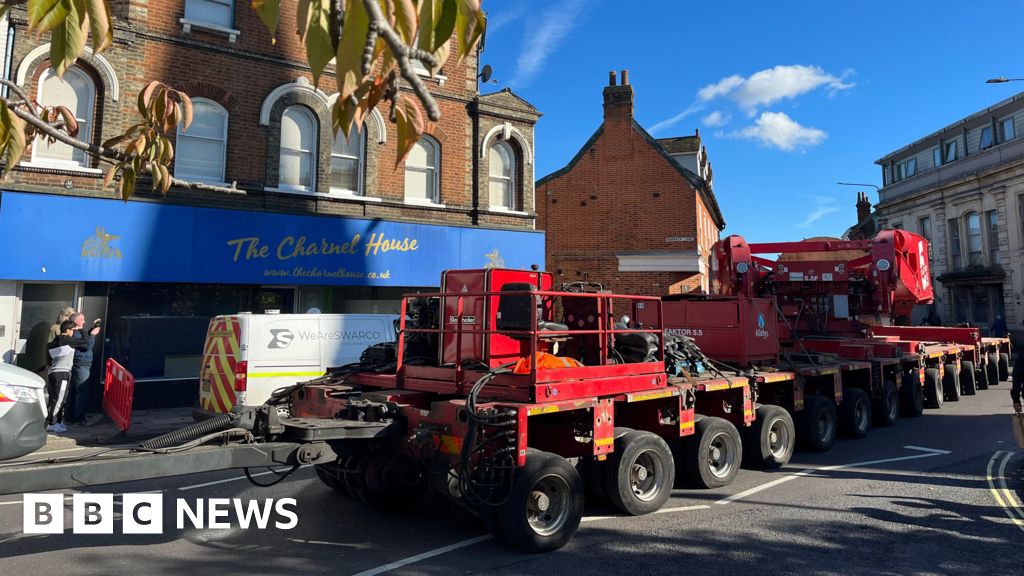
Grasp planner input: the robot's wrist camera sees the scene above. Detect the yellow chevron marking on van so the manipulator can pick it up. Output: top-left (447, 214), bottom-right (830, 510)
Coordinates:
top-left (248, 371), bottom-right (326, 378)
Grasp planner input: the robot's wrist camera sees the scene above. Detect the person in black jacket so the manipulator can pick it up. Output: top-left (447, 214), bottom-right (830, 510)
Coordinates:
top-left (46, 321), bottom-right (90, 433)
top-left (1013, 350), bottom-right (1023, 414)
top-left (68, 313), bottom-right (101, 424)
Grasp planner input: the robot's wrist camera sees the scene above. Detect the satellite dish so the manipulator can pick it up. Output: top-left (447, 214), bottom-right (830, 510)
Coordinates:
top-left (479, 64), bottom-right (493, 84)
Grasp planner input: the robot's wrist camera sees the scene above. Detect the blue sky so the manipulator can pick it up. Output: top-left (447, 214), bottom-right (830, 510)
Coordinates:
top-left (479, 0), bottom-right (1024, 242)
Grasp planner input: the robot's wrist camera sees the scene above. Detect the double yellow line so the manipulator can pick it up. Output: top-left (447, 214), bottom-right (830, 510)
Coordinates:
top-left (986, 450), bottom-right (1024, 532)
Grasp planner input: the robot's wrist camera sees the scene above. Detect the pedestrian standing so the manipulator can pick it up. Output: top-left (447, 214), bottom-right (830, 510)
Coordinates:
top-left (991, 315), bottom-right (1007, 338)
top-left (1013, 346), bottom-right (1023, 415)
top-left (69, 313), bottom-right (101, 424)
top-left (46, 320), bottom-right (88, 433)
top-left (48, 307), bottom-right (77, 343)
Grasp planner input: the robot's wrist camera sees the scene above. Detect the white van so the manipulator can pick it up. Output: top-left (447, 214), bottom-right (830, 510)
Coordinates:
top-left (195, 313), bottom-right (397, 417)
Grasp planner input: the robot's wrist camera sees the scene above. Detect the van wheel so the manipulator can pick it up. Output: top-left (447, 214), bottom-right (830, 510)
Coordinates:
top-left (943, 363), bottom-right (961, 402)
top-left (960, 361), bottom-right (977, 396)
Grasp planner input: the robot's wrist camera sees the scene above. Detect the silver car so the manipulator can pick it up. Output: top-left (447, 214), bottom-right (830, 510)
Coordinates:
top-left (0, 363), bottom-right (47, 460)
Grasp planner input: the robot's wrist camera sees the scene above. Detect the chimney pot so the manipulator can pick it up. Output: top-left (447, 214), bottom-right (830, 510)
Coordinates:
top-left (621, 69), bottom-right (629, 85)
top-left (608, 71), bottom-right (616, 86)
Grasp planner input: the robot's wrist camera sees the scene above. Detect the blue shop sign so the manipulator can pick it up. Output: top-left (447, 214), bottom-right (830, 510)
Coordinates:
top-left (0, 192), bottom-right (544, 286)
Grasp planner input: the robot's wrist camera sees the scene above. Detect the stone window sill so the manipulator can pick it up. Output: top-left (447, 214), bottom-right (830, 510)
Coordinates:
top-left (19, 161), bottom-right (103, 176)
top-left (180, 18), bottom-right (239, 43)
top-left (326, 191), bottom-right (382, 202)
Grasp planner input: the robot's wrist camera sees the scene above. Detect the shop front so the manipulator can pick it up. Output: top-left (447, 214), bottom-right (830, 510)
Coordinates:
top-left (0, 191), bottom-right (544, 408)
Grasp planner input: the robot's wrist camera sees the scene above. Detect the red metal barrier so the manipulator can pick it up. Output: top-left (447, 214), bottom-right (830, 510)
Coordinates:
top-left (103, 358), bottom-right (135, 432)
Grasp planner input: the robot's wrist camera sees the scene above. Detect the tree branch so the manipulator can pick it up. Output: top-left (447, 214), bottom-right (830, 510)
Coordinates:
top-left (361, 0), bottom-right (441, 122)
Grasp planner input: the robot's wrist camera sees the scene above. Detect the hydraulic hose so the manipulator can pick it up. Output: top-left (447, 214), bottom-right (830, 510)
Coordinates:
top-left (138, 413), bottom-right (237, 450)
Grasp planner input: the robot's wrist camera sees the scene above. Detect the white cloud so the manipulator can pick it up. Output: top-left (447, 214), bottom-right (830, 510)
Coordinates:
top-left (732, 112), bottom-right (827, 151)
top-left (507, 0), bottom-right (585, 89)
top-left (486, 4), bottom-right (527, 36)
top-left (698, 65), bottom-right (855, 112)
top-left (702, 111), bottom-right (730, 127)
top-left (648, 102), bottom-right (705, 134)
top-left (798, 197), bottom-right (842, 229)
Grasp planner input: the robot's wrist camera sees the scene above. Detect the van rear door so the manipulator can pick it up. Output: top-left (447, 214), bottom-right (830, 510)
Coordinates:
top-left (319, 315), bottom-right (397, 369)
top-left (199, 316), bottom-right (244, 414)
top-left (245, 315), bottom-right (321, 407)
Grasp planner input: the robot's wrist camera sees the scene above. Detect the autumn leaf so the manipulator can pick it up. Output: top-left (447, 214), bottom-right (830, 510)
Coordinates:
top-left (119, 166), bottom-right (136, 201)
top-left (455, 0), bottom-right (486, 61)
top-left (393, 95), bottom-right (425, 167)
top-left (252, 0), bottom-right (280, 41)
top-left (55, 106), bottom-right (79, 137)
top-left (28, 0), bottom-right (71, 33)
top-left (336, 0), bottom-right (370, 101)
top-left (433, 0), bottom-right (457, 52)
top-left (393, 0), bottom-right (418, 45)
top-left (85, 0), bottom-right (114, 52)
top-left (305, 0), bottom-right (334, 86)
top-left (50, 0), bottom-right (87, 77)
top-left (0, 100), bottom-right (27, 177)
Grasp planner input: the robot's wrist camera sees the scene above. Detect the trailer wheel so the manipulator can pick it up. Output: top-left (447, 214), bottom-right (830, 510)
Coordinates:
top-left (942, 363), bottom-right (961, 402)
top-left (872, 380), bottom-right (899, 427)
top-left (354, 453), bottom-right (428, 512)
top-left (960, 361), bottom-right (977, 396)
top-left (743, 404), bottom-right (795, 468)
top-left (900, 371), bottom-right (924, 417)
top-left (923, 368), bottom-right (943, 409)
top-left (603, 430), bottom-right (675, 515)
top-left (797, 395), bottom-right (837, 452)
top-left (839, 388), bottom-right (871, 439)
top-left (497, 449), bottom-right (583, 553)
top-left (314, 463), bottom-right (348, 495)
top-left (987, 353), bottom-right (1000, 387)
top-left (681, 416), bottom-right (742, 488)
top-left (999, 352), bottom-right (1010, 382)
top-left (976, 363), bottom-right (990, 390)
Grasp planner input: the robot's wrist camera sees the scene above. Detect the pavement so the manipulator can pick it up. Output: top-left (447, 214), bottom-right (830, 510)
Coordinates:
top-left (0, 386), bottom-right (1022, 576)
top-left (43, 406), bottom-right (194, 447)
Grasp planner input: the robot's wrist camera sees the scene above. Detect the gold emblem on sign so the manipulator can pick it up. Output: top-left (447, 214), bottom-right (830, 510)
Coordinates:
top-left (82, 226), bottom-right (123, 259)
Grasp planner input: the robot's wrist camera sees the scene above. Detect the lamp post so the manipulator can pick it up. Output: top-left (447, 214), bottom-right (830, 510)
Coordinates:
top-left (986, 77), bottom-right (1024, 84)
top-left (836, 181), bottom-right (880, 192)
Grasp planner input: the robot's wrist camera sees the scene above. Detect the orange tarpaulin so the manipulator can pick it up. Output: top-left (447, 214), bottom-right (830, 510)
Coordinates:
top-left (513, 352), bottom-right (584, 374)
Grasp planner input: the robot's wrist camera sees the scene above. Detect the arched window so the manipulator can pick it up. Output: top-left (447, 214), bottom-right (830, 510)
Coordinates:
top-left (405, 136), bottom-right (439, 204)
top-left (279, 106), bottom-right (317, 192)
top-left (965, 212), bottom-right (983, 266)
top-left (488, 141), bottom-right (515, 210)
top-left (175, 98), bottom-right (228, 183)
top-left (34, 66), bottom-right (95, 167)
top-left (331, 124), bottom-right (364, 195)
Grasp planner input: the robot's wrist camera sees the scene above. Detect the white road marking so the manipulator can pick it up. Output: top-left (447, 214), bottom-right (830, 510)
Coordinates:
top-left (716, 445), bottom-right (951, 505)
top-left (0, 489), bottom-right (166, 507)
top-left (286, 537), bottom-right (369, 548)
top-left (986, 450), bottom-right (1024, 531)
top-left (350, 535), bottom-right (495, 576)
top-left (653, 503), bottom-right (710, 515)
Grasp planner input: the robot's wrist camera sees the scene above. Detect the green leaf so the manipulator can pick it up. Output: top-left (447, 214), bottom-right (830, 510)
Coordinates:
top-left (120, 166), bottom-right (136, 201)
top-left (85, 0), bottom-right (114, 52)
top-left (393, 0), bottom-right (418, 45)
top-left (252, 0), bottom-right (280, 42)
top-left (416, 0), bottom-right (435, 56)
top-left (455, 0), bottom-right (485, 61)
top-left (0, 100), bottom-right (27, 176)
top-left (28, 0), bottom-right (71, 33)
top-left (336, 0), bottom-right (370, 101)
top-left (433, 0), bottom-right (457, 52)
top-left (393, 95), bottom-right (424, 168)
top-left (305, 0), bottom-right (334, 86)
top-left (50, 0), bottom-right (87, 77)
top-left (296, 0), bottom-right (311, 37)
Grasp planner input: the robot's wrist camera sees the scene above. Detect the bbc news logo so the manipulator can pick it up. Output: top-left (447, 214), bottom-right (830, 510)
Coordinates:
top-left (23, 493), bottom-right (298, 534)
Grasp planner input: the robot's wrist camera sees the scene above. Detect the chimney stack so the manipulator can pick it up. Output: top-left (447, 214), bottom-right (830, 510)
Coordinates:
top-left (856, 191), bottom-right (872, 222)
top-left (603, 69), bottom-right (634, 121)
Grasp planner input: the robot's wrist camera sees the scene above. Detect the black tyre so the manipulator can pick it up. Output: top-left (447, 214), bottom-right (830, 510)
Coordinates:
top-left (603, 430), bottom-right (675, 515)
top-left (900, 370), bottom-right (924, 417)
top-left (987, 353), bottom-right (1000, 386)
top-left (354, 453), bottom-right (428, 512)
top-left (314, 463), bottom-right (348, 495)
top-left (942, 363), bottom-right (961, 402)
top-left (797, 395), bottom-right (838, 452)
top-left (960, 361), bottom-right (977, 396)
top-left (976, 364), bottom-right (990, 390)
top-left (743, 404), bottom-right (796, 468)
top-left (581, 427), bottom-right (633, 506)
top-left (497, 449), bottom-right (584, 553)
top-left (680, 416), bottom-right (743, 488)
top-left (923, 367), bottom-right (943, 409)
top-left (872, 380), bottom-right (900, 427)
top-left (999, 352), bottom-right (1010, 382)
top-left (839, 388), bottom-right (871, 439)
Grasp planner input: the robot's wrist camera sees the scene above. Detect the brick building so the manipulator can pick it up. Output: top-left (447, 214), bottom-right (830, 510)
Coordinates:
top-left (536, 71), bottom-right (725, 296)
top-left (0, 1), bottom-right (541, 407)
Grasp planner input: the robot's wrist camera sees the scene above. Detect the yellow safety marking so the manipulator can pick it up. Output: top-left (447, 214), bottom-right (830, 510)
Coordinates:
top-left (249, 371), bottom-right (325, 378)
top-left (704, 382), bottom-right (729, 391)
top-left (439, 435), bottom-right (463, 455)
top-left (986, 450), bottom-right (1024, 532)
top-left (629, 389), bottom-right (677, 402)
top-left (743, 410), bottom-right (754, 416)
top-left (528, 405), bottom-right (561, 416)
top-left (594, 437), bottom-right (615, 447)
top-left (762, 373), bottom-right (793, 383)
top-left (680, 421), bottom-right (695, 430)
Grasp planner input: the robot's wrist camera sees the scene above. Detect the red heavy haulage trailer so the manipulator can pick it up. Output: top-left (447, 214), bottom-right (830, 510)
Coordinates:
top-left (645, 230), bottom-right (1011, 454)
top-left (0, 268), bottom-right (762, 553)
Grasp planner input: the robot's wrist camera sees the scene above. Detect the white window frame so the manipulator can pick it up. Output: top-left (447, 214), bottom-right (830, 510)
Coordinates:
top-left (181, 0), bottom-right (239, 42)
top-left (943, 140), bottom-right (958, 164)
top-left (174, 98), bottom-right (228, 184)
top-left (932, 147), bottom-right (941, 169)
top-left (29, 66), bottom-right (95, 170)
top-left (999, 116), bottom-right (1015, 143)
top-left (404, 136), bottom-right (441, 206)
top-left (488, 141), bottom-right (516, 211)
top-left (278, 105), bottom-right (318, 194)
top-left (329, 124), bottom-right (365, 196)
top-left (979, 125), bottom-right (994, 150)
top-left (965, 211), bottom-right (983, 266)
